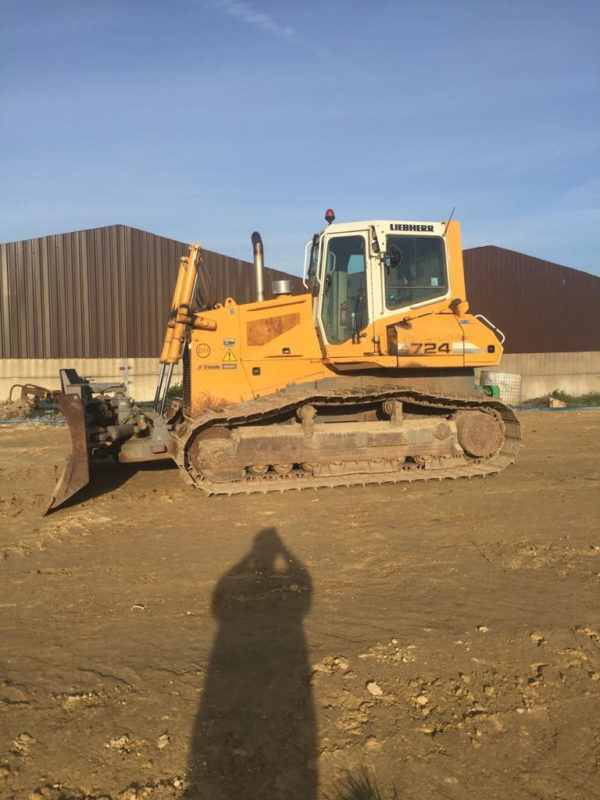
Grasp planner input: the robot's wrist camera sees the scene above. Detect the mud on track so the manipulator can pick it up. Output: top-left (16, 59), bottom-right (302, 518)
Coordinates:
top-left (0, 412), bottom-right (599, 800)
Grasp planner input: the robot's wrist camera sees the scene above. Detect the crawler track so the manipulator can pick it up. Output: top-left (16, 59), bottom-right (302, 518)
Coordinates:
top-left (172, 379), bottom-right (521, 495)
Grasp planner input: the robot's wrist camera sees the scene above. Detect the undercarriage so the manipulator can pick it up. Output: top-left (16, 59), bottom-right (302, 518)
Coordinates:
top-left (174, 378), bottom-right (521, 495)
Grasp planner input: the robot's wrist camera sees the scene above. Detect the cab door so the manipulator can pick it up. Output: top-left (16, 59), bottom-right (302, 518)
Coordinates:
top-left (318, 231), bottom-right (370, 351)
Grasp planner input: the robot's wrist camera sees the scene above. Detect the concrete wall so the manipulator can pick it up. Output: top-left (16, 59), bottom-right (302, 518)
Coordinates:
top-left (1, 358), bottom-right (181, 403)
top-left (490, 351), bottom-right (600, 399)
top-left (2, 351), bottom-right (599, 404)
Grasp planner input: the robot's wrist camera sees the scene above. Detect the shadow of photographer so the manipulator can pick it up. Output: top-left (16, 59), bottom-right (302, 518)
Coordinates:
top-left (185, 527), bottom-right (317, 799)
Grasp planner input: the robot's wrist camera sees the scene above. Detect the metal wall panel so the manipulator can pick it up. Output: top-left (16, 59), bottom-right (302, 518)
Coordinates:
top-left (464, 246), bottom-right (600, 354)
top-left (7, 227), bottom-right (595, 360)
top-left (0, 225), bottom-right (305, 359)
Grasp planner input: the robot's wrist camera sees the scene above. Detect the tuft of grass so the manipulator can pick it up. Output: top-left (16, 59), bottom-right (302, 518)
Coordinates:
top-left (166, 381), bottom-right (183, 399)
top-left (520, 390), bottom-right (600, 408)
top-left (550, 390), bottom-right (600, 407)
top-left (334, 766), bottom-right (399, 800)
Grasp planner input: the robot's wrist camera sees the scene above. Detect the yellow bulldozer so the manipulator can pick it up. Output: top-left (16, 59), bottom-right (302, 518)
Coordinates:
top-left (47, 210), bottom-right (521, 512)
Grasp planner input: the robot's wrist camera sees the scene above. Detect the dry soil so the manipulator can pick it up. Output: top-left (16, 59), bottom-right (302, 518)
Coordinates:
top-left (0, 411), bottom-right (599, 800)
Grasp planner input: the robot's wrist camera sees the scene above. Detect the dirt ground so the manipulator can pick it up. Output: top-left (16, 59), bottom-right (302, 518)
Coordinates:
top-left (0, 411), bottom-right (599, 800)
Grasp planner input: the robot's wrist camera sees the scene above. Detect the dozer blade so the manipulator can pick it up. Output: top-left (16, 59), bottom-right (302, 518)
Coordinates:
top-left (45, 393), bottom-right (90, 514)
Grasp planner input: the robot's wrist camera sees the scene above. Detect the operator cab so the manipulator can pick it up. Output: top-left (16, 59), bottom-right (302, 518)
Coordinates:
top-left (304, 212), bottom-right (451, 347)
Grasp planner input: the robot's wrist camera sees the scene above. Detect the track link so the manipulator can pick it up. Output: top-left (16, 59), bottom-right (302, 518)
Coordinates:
top-left (172, 380), bottom-right (521, 496)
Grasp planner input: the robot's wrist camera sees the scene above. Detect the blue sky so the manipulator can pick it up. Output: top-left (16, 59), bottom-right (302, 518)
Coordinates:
top-left (1, 0), bottom-right (599, 275)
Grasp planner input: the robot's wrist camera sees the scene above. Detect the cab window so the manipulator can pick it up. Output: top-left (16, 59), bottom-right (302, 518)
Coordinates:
top-left (320, 235), bottom-right (367, 344)
top-left (385, 235), bottom-right (447, 308)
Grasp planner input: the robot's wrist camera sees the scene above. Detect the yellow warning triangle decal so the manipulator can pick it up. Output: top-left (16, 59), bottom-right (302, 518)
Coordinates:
top-left (222, 348), bottom-right (237, 362)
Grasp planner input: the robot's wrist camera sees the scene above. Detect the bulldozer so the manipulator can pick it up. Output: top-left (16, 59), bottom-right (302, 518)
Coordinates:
top-left (46, 210), bottom-right (521, 513)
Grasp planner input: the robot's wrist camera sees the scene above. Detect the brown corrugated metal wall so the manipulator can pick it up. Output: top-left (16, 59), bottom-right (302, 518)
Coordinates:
top-left (464, 246), bottom-right (600, 354)
top-left (0, 225), bottom-right (304, 359)
top-left (2, 230), bottom-right (597, 359)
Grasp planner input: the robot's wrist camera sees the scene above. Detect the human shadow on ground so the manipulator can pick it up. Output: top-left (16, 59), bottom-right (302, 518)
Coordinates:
top-left (185, 527), bottom-right (317, 799)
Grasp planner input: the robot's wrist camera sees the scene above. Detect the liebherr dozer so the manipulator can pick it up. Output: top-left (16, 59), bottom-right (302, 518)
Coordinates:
top-left (46, 211), bottom-right (521, 513)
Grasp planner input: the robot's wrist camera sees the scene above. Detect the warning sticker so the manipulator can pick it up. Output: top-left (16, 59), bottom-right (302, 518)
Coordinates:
top-left (222, 348), bottom-right (237, 363)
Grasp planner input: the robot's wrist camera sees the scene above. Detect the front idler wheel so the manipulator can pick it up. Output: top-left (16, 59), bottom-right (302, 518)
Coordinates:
top-left (455, 410), bottom-right (504, 459)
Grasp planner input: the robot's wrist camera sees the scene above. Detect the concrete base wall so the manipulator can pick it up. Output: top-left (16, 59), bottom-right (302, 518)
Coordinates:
top-left (489, 351), bottom-right (600, 399)
top-left (2, 351), bottom-right (598, 403)
top-left (0, 359), bottom-right (182, 403)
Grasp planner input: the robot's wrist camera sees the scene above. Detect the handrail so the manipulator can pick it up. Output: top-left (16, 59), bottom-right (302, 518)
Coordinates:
top-left (475, 313), bottom-right (506, 344)
top-left (302, 239), bottom-right (311, 288)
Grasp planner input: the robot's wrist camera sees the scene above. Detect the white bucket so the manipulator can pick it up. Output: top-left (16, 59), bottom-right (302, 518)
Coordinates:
top-left (480, 371), bottom-right (523, 406)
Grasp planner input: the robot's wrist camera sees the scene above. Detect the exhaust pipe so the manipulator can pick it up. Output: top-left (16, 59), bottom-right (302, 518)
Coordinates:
top-left (251, 231), bottom-right (265, 302)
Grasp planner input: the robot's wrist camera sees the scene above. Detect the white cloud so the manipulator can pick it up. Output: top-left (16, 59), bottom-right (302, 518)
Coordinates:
top-left (209, 0), bottom-right (303, 45)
